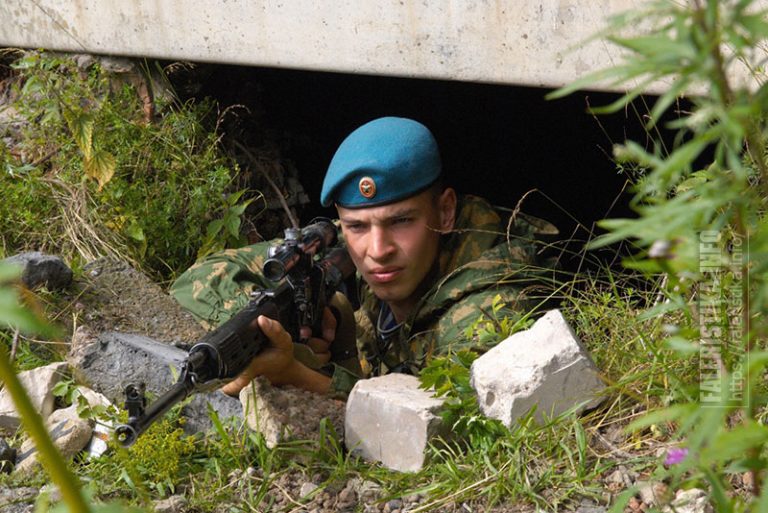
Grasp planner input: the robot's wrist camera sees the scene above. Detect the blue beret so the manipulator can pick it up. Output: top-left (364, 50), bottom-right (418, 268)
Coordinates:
top-left (320, 117), bottom-right (442, 207)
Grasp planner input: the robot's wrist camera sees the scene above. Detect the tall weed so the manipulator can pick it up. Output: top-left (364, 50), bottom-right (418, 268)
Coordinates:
top-left (550, 0), bottom-right (768, 509)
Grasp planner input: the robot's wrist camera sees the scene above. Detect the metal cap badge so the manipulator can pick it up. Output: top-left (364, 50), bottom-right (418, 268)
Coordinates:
top-left (359, 177), bottom-right (377, 199)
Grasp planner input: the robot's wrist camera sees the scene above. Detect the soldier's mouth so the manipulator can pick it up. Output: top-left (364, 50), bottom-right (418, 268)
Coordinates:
top-left (368, 267), bottom-right (402, 283)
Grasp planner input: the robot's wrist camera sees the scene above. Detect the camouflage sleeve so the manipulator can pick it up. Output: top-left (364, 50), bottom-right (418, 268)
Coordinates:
top-left (433, 285), bottom-right (534, 356)
top-left (169, 243), bottom-right (274, 329)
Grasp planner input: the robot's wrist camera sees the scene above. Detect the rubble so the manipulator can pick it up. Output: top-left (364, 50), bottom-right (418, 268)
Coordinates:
top-left (239, 376), bottom-right (345, 448)
top-left (344, 373), bottom-right (447, 472)
top-left (470, 309), bottom-right (605, 427)
top-left (0, 362), bottom-right (69, 431)
top-left (14, 405), bottom-right (94, 475)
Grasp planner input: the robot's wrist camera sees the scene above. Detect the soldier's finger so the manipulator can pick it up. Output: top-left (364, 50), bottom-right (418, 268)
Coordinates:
top-left (221, 370), bottom-right (253, 396)
top-left (258, 315), bottom-right (292, 349)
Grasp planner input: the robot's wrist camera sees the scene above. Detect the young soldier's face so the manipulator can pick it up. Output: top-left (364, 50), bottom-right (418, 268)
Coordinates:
top-left (337, 188), bottom-right (456, 320)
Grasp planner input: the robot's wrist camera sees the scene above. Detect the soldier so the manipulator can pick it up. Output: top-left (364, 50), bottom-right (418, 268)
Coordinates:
top-left (170, 117), bottom-right (556, 397)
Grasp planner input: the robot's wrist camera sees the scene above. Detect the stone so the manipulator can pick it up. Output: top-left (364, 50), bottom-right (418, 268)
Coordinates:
top-left (68, 328), bottom-right (243, 434)
top-left (575, 498), bottom-right (606, 513)
top-left (300, 482), bottom-right (319, 497)
top-left (239, 377), bottom-right (345, 448)
top-left (637, 480), bottom-right (671, 507)
top-left (344, 373), bottom-right (447, 472)
top-left (153, 495), bottom-right (188, 513)
top-left (73, 258), bottom-right (206, 344)
top-left (3, 252), bottom-right (72, 291)
top-left (0, 487), bottom-right (38, 513)
top-left (470, 309), bottom-right (605, 427)
top-left (0, 362), bottom-right (69, 431)
top-left (662, 488), bottom-right (713, 513)
top-left (15, 405), bottom-right (94, 475)
top-left (0, 437), bottom-right (16, 473)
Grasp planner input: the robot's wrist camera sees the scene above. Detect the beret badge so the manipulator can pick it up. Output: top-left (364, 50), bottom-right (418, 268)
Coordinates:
top-left (358, 176), bottom-right (377, 199)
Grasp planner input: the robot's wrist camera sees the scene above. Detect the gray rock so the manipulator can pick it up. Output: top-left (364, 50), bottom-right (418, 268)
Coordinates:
top-left (662, 488), bottom-right (713, 513)
top-left (3, 252), bottom-right (72, 291)
top-left (153, 495), bottom-right (188, 513)
top-left (68, 328), bottom-right (242, 434)
top-left (637, 480), bottom-right (671, 507)
top-left (300, 482), bottom-right (319, 497)
top-left (575, 498), bottom-right (607, 513)
top-left (15, 405), bottom-right (94, 475)
top-left (344, 373), bottom-right (446, 472)
top-left (0, 362), bottom-right (69, 431)
top-left (63, 258), bottom-right (241, 436)
top-left (0, 487), bottom-right (38, 513)
top-left (0, 437), bottom-right (16, 474)
top-left (470, 309), bottom-right (605, 427)
top-left (75, 258), bottom-right (206, 344)
top-left (239, 376), bottom-right (345, 448)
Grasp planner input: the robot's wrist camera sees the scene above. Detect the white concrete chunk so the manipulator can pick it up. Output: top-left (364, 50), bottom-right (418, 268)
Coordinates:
top-left (0, 362), bottom-right (69, 431)
top-left (344, 373), bottom-right (446, 472)
top-left (15, 404), bottom-right (94, 475)
top-left (470, 309), bottom-right (605, 427)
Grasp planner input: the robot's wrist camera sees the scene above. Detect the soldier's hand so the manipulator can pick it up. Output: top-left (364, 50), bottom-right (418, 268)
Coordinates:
top-left (299, 306), bottom-right (337, 366)
top-left (221, 315), bottom-right (296, 396)
top-left (220, 309), bottom-right (339, 396)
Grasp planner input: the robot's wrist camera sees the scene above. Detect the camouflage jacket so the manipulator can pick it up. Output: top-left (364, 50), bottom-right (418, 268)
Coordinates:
top-left (169, 195), bottom-right (556, 396)
top-left (342, 195), bottom-right (555, 389)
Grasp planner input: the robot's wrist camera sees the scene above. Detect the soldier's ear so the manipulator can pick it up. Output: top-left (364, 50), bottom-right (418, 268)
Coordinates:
top-left (437, 188), bottom-right (457, 233)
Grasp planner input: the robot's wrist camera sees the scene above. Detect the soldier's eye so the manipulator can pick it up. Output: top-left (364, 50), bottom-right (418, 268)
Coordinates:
top-left (344, 223), bottom-right (365, 233)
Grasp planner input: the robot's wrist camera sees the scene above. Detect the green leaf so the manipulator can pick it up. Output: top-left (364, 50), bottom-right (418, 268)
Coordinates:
top-left (225, 214), bottom-right (241, 238)
top-left (126, 222), bottom-right (145, 242)
top-left (0, 289), bottom-right (47, 334)
top-left (739, 11), bottom-right (768, 40)
top-left (626, 403), bottom-right (694, 432)
top-left (84, 149), bottom-right (116, 190)
top-left (67, 111), bottom-right (94, 159)
top-left (206, 219), bottom-right (224, 237)
top-left (701, 421), bottom-right (768, 464)
top-left (665, 336), bottom-right (700, 354)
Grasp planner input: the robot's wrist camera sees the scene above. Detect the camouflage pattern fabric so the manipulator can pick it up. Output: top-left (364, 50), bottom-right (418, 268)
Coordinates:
top-left (170, 194), bottom-right (556, 396)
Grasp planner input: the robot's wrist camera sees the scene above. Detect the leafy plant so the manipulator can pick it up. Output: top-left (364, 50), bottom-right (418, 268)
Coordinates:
top-left (0, 52), bottom-right (251, 280)
top-left (550, 0), bottom-right (768, 509)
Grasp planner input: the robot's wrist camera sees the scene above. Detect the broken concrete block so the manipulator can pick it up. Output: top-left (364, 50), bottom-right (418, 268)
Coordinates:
top-left (344, 373), bottom-right (446, 472)
top-left (0, 362), bottom-right (69, 431)
top-left (68, 328), bottom-right (242, 434)
top-left (470, 309), bottom-right (605, 427)
top-left (15, 405), bottom-right (94, 475)
top-left (239, 376), bottom-right (344, 448)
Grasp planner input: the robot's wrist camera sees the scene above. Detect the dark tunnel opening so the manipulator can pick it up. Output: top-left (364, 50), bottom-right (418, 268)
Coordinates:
top-left (173, 63), bottom-right (680, 272)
